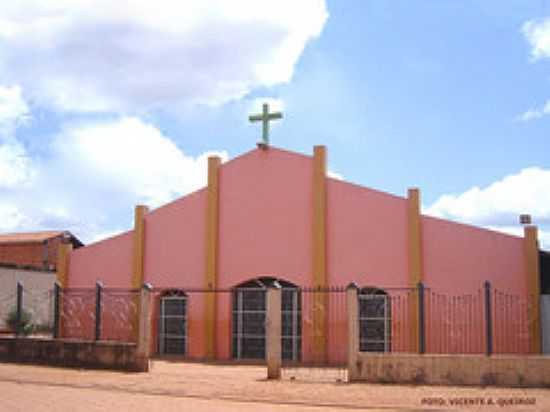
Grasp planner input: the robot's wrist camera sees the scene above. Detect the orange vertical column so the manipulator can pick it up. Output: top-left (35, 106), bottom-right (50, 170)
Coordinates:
top-left (132, 205), bottom-right (149, 289)
top-left (312, 145), bottom-right (328, 363)
top-left (407, 188), bottom-right (423, 353)
top-left (204, 156), bottom-right (221, 360)
top-left (56, 241), bottom-right (73, 337)
top-left (132, 205), bottom-right (149, 342)
top-left (56, 242), bottom-right (73, 288)
top-left (524, 225), bottom-right (541, 354)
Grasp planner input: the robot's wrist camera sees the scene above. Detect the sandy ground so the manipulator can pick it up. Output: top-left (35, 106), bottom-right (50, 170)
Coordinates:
top-left (0, 361), bottom-right (549, 411)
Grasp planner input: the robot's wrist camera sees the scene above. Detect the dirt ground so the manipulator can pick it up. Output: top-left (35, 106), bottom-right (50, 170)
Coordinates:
top-left (0, 361), bottom-right (549, 411)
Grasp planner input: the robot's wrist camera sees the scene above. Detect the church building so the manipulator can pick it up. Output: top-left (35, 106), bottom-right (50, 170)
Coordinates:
top-left (56, 142), bottom-right (544, 362)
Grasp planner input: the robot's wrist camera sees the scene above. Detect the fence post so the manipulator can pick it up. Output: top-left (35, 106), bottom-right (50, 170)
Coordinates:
top-left (53, 282), bottom-right (61, 339)
top-left (484, 281), bottom-right (493, 356)
top-left (95, 281), bottom-right (103, 341)
top-left (417, 282), bottom-right (426, 354)
top-left (346, 282), bottom-right (359, 381)
top-left (16, 282), bottom-right (23, 337)
top-left (266, 284), bottom-right (282, 379)
top-left (136, 283), bottom-right (153, 372)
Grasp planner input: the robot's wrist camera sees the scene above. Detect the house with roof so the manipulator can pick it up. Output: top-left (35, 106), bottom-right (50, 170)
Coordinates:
top-left (0, 231), bottom-right (82, 331)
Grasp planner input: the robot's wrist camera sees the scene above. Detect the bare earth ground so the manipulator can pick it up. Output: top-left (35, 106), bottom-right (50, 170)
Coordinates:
top-left (0, 361), bottom-right (549, 411)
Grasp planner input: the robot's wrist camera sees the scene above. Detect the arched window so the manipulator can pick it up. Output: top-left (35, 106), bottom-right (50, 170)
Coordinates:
top-left (158, 289), bottom-right (187, 355)
top-left (359, 287), bottom-right (391, 352)
top-left (232, 277), bottom-right (301, 360)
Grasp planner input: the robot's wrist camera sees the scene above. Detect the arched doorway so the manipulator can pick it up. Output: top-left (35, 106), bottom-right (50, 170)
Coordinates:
top-left (232, 277), bottom-right (301, 360)
top-left (359, 287), bottom-right (391, 352)
top-left (158, 289), bottom-right (187, 355)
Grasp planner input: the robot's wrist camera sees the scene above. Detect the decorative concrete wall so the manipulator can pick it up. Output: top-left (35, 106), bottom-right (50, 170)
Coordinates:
top-left (352, 353), bottom-right (550, 387)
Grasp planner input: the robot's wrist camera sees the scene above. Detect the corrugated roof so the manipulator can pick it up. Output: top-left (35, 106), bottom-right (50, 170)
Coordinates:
top-left (0, 231), bottom-right (65, 244)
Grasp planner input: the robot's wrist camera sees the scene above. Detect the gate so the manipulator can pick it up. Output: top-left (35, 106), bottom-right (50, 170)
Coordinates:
top-left (281, 287), bottom-right (348, 382)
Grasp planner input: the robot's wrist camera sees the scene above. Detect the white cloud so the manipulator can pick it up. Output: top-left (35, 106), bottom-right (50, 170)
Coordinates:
top-left (517, 100), bottom-right (550, 122)
top-left (522, 18), bottom-right (550, 60)
top-left (0, 1), bottom-right (328, 113)
top-left (426, 167), bottom-right (550, 249)
top-left (0, 203), bottom-right (30, 232)
top-left (0, 113), bottom-right (228, 242)
top-left (0, 85), bottom-right (34, 188)
top-left (0, 85), bottom-right (29, 137)
top-left (52, 117), bottom-right (228, 207)
top-left (249, 98), bottom-right (285, 115)
top-left (0, 141), bottom-right (34, 188)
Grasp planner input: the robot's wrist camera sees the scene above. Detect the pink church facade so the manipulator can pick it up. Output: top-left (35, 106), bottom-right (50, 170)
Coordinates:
top-left (61, 146), bottom-right (541, 362)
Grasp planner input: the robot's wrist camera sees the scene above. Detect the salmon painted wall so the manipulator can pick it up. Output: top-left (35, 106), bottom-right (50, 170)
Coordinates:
top-left (421, 215), bottom-right (529, 354)
top-left (68, 231), bottom-right (134, 288)
top-left (143, 188), bottom-right (207, 358)
top-left (326, 178), bottom-right (409, 363)
top-left (422, 215), bottom-right (526, 294)
top-left (218, 148), bottom-right (313, 286)
top-left (216, 148), bottom-right (314, 358)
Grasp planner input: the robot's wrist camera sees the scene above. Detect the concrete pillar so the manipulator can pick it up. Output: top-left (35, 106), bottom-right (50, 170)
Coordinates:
top-left (524, 226), bottom-right (541, 354)
top-left (266, 285), bottom-right (282, 379)
top-left (346, 283), bottom-right (359, 381)
top-left (204, 156), bottom-right (221, 359)
top-left (407, 188), bottom-right (423, 353)
top-left (136, 284), bottom-right (153, 372)
top-left (312, 145), bottom-right (328, 363)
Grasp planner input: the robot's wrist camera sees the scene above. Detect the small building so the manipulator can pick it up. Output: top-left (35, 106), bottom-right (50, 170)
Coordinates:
top-left (0, 231), bottom-right (82, 271)
top-left (0, 231), bottom-right (82, 330)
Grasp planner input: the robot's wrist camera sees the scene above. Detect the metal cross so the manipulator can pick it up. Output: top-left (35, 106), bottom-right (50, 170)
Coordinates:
top-left (248, 103), bottom-right (283, 146)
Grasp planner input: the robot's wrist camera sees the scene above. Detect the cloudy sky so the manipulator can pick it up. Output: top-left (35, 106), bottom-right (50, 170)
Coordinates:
top-left (0, 1), bottom-right (549, 248)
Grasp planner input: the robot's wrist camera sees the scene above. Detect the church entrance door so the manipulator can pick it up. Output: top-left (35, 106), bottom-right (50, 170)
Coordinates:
top-left (232, 277), bottom-right (301, 361)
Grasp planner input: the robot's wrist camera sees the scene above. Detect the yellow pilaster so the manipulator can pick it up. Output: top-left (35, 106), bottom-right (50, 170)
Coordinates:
top-left (56, 242), bottom-right (73, 338)
top-left (131, 205), bottom-right (149, 342)
top-left (56, 243), bottom-right (73, 288)
top-left (407, 188), bottom-right (423, 353)
top-left (312, 145), bottom-right (327, 363)
top-left (204, 156), bottom-right (221, 360)
top-left (132, 205), bottom-right (149, 289)
top-left (524, 226), bottom-right (541, 354)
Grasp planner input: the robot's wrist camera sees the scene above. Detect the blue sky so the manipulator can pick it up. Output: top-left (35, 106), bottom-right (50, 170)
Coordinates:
top-left (0, 1), bottom-right (549, 247)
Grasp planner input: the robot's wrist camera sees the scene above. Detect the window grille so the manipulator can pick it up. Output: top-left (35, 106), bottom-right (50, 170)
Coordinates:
top-left (359, 289), bottom-right (391, 352)
top-left (159, 291), bottom-right (187, 355)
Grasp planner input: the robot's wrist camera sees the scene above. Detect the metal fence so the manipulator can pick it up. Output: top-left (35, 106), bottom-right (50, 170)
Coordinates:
top-left (1, 280), bottom-right (538, 358)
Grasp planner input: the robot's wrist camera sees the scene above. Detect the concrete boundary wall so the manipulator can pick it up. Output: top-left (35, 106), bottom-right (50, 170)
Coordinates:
top-left (0, 338), bottom-right (148, 372)
top-left (351, 353), bottom-right (550, 388)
